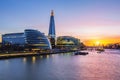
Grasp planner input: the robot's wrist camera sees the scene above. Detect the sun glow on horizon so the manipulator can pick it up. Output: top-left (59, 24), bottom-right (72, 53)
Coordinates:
top-left (65, 34), bottom-right (120, 46)
top-left (95, 41), bottom-right (100, 46)
top-left (84, 38), bottom-right (120, 46)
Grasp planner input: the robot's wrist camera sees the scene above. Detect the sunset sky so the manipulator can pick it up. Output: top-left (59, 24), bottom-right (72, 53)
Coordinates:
top-left (0, 0), bottom-right (120, 46)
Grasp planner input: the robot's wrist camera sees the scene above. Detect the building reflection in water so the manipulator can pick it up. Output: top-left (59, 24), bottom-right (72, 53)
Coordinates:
top-left (40, 55), bottom-right (43, 59)
top-left (23, 57), bottom-right (27, 64)
top-left (0, 50), bottom-right (120, 80)
top-left (51, 54), bottom-right (54, 57)
top-left (21, 55), bottom-right (52, 64)
top-left (32, 56), bottom-right (36, 64)
top-left (46, 55), bottom-right (50, 59)
top-left (5, 60), bottom-right (9, 65)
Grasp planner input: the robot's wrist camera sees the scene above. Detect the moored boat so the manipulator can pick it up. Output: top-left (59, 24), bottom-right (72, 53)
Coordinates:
top-left (96, 48), bottom-right (105, 52)
top-left (74, 51), bottom-right (88, 55)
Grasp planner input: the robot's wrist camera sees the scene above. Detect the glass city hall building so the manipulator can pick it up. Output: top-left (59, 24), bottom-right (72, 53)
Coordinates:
top-left (2, 29), bottom-right (51, 50)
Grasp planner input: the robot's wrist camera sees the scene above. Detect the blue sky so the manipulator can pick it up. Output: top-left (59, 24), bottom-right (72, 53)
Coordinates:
top-left (0, 0), bottom-right (120, 42)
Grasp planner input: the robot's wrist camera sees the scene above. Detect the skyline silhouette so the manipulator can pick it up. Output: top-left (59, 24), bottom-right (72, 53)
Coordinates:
top-left (0, 0), bottom-right (120, 46)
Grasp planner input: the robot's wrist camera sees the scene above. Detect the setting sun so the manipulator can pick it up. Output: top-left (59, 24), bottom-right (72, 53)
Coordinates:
top-left (95, 41), bottom-right (100, 46)
top-left (84, 37), bottom-right (120, 46)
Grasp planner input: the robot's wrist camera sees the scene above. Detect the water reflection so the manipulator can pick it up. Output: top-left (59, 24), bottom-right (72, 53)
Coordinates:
top-left (21, 55), bottom-right (54, 64)
top-left (46, 55), bottom-right (50, 59)
top-left (40, 55), bottom-right (43, 59)
top-left (0, 49), bottom-right (120, 80)
top-left (5, 60), bottom-right (9, 64)
top-left (23, 57), bottom-right (27, 64)
top-left (32, 56), bottom-right (36, 64)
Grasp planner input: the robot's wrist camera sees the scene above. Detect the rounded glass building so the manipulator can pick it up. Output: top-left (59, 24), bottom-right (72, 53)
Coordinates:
top-left (57, 36), bottom-right (80, 46)
top-left (56, 36), bottom-right (80, 50)
top-left (25, 29), bottom-right (51, 50)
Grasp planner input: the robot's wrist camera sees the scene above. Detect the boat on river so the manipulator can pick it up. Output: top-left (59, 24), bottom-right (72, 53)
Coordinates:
top-left (96, 47), bottom-right (105, 53)
top-left (74, 51), bottom-right (88, 55)
top-left (96, 48), bottom-right (105, 52)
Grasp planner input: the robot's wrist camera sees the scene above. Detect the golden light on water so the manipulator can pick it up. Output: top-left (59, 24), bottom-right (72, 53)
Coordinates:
top-left (40, 56), bottom-right (43, 59)
top-left (32, 56), bottom-right (36, 64)
top-left (46, 55), bottom-right (50, 59)
top-left (23, 57), bottom-right (27, 63)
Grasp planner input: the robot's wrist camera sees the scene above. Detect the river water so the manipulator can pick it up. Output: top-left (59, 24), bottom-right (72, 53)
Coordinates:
top-left (0, 49), bottom-right (120, 80)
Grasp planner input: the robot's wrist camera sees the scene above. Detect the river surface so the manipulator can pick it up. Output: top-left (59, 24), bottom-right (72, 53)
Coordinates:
top-left (0, 49), bottom-right (120, 80)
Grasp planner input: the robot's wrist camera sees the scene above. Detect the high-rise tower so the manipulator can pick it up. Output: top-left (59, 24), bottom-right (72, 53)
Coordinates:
top-left (48, 10), bottom-right (56, 48)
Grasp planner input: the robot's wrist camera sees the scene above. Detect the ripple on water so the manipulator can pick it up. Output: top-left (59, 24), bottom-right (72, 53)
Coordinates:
top-left (0, 50), bottom-right (120, 80)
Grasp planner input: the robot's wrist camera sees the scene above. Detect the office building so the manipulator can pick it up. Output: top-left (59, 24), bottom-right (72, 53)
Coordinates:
top-left (25, 29), bottom-right (51, 50)
top-left (48, 10), bottom-right (56, 48)
top-left (57, 36), bottom-right (80, 49)
top-left (2, 29), bottom-right (51, 50)
top-left (2, 33), bottom-right (25, 45)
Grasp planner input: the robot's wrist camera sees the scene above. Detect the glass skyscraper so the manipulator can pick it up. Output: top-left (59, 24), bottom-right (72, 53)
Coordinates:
top-left (48, 10), bottom-right (56, 48)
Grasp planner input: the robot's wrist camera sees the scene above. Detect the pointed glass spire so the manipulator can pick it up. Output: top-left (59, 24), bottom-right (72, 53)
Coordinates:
top-left (48, 10), bottom-right (56, 48)
top-left (48, 10), bottom-right (56, 38)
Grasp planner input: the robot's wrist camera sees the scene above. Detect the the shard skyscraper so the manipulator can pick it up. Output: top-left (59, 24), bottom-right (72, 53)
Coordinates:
top-left (48, 10), bottom-right (56, 48)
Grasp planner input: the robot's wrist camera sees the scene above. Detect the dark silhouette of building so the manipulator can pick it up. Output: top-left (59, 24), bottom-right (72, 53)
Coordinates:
top-left (48, 10), bottom-right (56, 48)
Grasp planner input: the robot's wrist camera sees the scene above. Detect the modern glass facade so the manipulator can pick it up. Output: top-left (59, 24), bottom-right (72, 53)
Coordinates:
top-left (2, 33), bottom-right (25, 45)
top-left (48, 10), bottom-right (56, 48)
top-left (48, 10), bottom-right (56, 38)
top-left (2, 29), bottom-right (51, 50)
top-left (56, 36), bottom-right (80, 50)
top-left (57, 36), bottom-right (80, 46)
top-left (25, 29), bottom-right (51, 49)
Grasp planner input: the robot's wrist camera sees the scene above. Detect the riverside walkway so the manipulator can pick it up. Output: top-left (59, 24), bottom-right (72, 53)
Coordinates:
top-left (0, 52), bottom-right (42, 59)
top-left (0, 50), bottom-right (76, 59)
